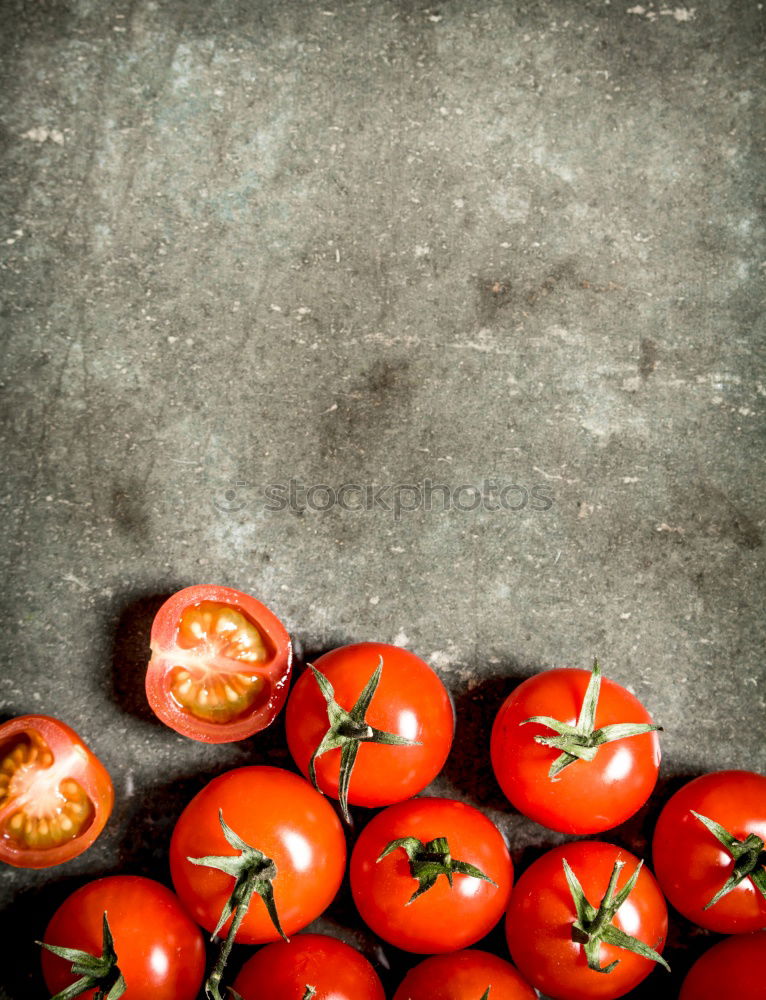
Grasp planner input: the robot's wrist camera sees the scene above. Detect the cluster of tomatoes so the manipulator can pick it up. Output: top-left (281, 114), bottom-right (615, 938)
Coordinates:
top-left (1, 583), bottom-right (764, 1000)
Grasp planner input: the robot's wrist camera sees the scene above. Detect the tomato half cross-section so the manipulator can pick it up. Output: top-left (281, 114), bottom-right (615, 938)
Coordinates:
top-left (652, 769), bottom-right (766, 933)
top-left (491, 660), bottom-right (661, 834)
top-left (0, 715), bottom-right (113, 869)
top-left (350, 797), bottom-right (512, 954)
top-left (41, 875), bottom-right (205, 1000)
top-left (679, 930), bottom-right (766, 1000)
top-left (146, 584), bottom-right (292, 743)
top-left (232, 933), bottom-right (385, 1000)
top-left (393, 950), bottom-right (536, 1000)
top-left (286, 641), bottom-right (454, 821)
top-left (506, 841), bottom-right (669, 1000)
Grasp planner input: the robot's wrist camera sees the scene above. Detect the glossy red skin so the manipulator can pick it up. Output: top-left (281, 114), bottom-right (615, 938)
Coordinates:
top-left (506, 841), bottom-right (668, 1000)
top-left (679, 931), bottom-right (766, 1000)
top-left (146, 584), bottom-right (292, 743)
top-left (170, 767), bottom-right (346, 944)
top-left (41, 876), bottom-right (205, 1000)
top-left (393, 950), bottom-right (536, 1000)
top-left (233, 933), bottom-right (385, 1000)
top-left (350, 797), bottom-right (513, 954)
top-left (491, 669), bottom-right (660, 834)
top-left (286, 642), bottom-right (454, 809)
top-left (652, 769), bottom-right (766, 933)
top-left (0, 715), bottom-right (113, 869)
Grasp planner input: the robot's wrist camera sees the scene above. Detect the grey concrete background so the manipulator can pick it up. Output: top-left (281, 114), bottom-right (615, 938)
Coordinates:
top-left (0, 0), bottom-right (764, 996)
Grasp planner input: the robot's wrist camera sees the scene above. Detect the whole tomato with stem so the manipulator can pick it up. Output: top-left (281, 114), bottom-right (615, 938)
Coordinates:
top-left (491, 660), bottom-right (661, 834)
top-left (41, 875), bottom-right (205, 1000)
top-left (350, 796), bottom-right (512, 954)
top-left (506, 840), bottom-right (669, 1000)
top-left (0, 715), bottom-right (113, 868)
top-left (679, 930), bottom-right (766, 1000)
top-left (170, 766), bottom-right (346, 1000)
top-left (393, 950), bottom-right (536, 1000)
top-left (146, 584), bottom-right (292, 743)
top-left (232, 933), bottom-right (385, 1000)
top-left (652, 769), bottom-right (766, 933)
top-left (286, 642), bottom-right (454, 822)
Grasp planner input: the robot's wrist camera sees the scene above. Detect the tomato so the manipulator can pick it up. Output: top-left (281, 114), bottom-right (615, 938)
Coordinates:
top-left (232, 933), bottom-right (385, 1000)
top-left (491, 661), bottom-right (660, 834)
top-left (41, 875), bottom-right (205, 1000)
top-left (146, 584), bottom-right (292, 743)
top-left (170, 766), bottom-right (345, 945)
top-left (679, 930), bottom-right (766, 1000)
top-left (393, 950), bottom-right (536, 1000)
top-left (350, 797), bottom-right (512, 954)
top-left (652, 769), bottom-right (766, 933)
top-left (0, 715), bottom-right (113, 868)
top-left (506, 841), bottom-right (669, 1000)
top-left (286, 642), bottom-right (454, 821)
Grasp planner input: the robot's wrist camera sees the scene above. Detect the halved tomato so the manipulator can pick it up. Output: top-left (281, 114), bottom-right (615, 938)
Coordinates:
top-left (146, 585), bottom-right (292, 743)
top-left (0, 715), bottom-right (113, 868)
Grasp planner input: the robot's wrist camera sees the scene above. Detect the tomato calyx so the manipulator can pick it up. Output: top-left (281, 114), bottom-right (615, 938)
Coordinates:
top-left (563, 856), bottom-right (670, 975)
top-left (522, 660), bottom-right (661, 778)
top-left (378, 834), bottom-right (497, 904)
top-left (308, 658), bottom-right (421, 822)
top-left (302, 988), bottom-right (317, 1000)
top-left (39, 913), bottom-right (126, 1000)
top-left (691, 810), bottom-right (766, 908)
top-left (188, 810), bottom-right (287, 1000)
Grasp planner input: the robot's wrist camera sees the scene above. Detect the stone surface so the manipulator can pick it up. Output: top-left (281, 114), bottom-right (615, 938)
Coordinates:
top-left (0, 1), bottom-right (764, 997)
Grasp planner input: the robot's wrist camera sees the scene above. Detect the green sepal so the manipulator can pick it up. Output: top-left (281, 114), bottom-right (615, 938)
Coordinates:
top-left (39, 914), bottom-right (127, 1000)
top-left (691, 810), bottom-right (766, 908)
top-left (309, 657), bottom-right (421, 822)
top-left (480, 990), bottom-right (491, 1000)
top-left (303, 988), bottom-right (317, 1000)
top-left (522, 660), bottom-right (661, 778)
top-left (563, 856), bottom-right (670, 975)
top-left (378, 834), bottom-right (496, 904)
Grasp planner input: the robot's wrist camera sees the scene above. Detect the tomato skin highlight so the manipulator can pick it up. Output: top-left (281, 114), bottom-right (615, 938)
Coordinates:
top-left (505, 841), bottom-right (668, 1000)
top-left (393, 950), bottom-right (536, 1000)
top-left (146, 584), bottom-right (292, 743)
top-left (286, 642), bottom-right (454, 810)
top-left (170, 766), bottom-right (346, 944)
top-left (41, 875), bottom-right (205, 1000)
top-left (679, 930), bottom-right (766, 1000)
top-left (491, 668), bottom-right (660, 834)
top-left (350, 797), bottom-right (512, 954)
top-left (233, 933), bottom-right (385, 1000)
top-left (652, 769), bottom-right (766, 933)
top-left (0, 715), bottom-right (113, 869)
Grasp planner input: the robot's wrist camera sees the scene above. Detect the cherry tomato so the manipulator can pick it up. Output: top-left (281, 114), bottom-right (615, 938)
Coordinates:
top-left (491, 662), bottom-right (660, 834)
top-left (0, 715), bottom-right (113, 869)
top-left (679, 931), bottom-right (766, 1000)
top-left (233, 933), bottom-right (385, 1000)
top-left (286, 642), bottom-right (454, 820)
top-left (652, 769), bottom-right (766, 933)
top-left (506, 841), bottom-right (668, 1000)
top-left (393, 950), bottom-right (536, 999)
top-left (146, 584), bottom-right (292, 743)
top-left (350, 797), bottom-right (512, 954)
top-left (41, 875), bottom-right (205, 1000)
top-left (170, 766), bottom-right (346, 945)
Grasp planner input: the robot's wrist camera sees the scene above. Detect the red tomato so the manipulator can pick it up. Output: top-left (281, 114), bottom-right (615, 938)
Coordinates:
top-left (285, 642), bottom-right (454, 819)
top-left (679, 931), bottom-right (766, 1000)
top-left (506, 841), bottom-right (668, 1000)
top-left (491, 663), bottom-right (660, 834)
top-left (350, 797), bottom-right (512, 954)
top-left (146, 584), bottom-right (292, 743)
top-left (393, 950), bottom-right (536, 999)
top-left (233, 933), bottom-right (385, 1000)
top-left (0, 715), bottom-right (113, 868)
top-left (170, 766), bottom-right (345, 944)
top-left (652, 770), bottom-right (766, 933)
top-left (41, 876), bottom-right (205, 1000)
